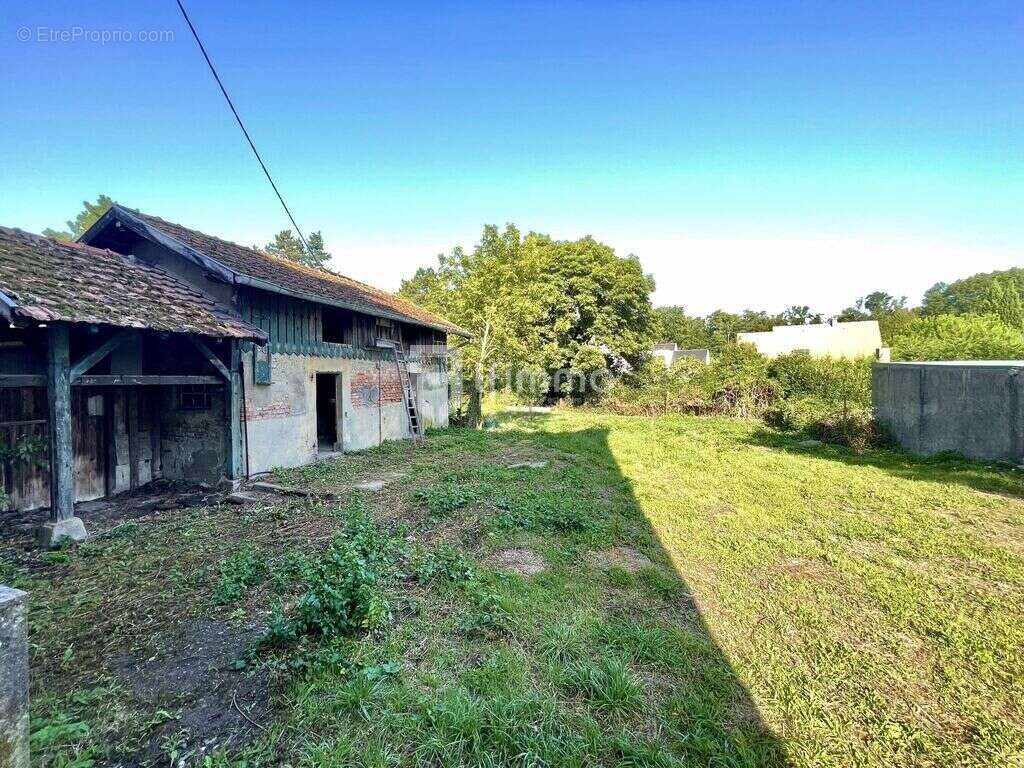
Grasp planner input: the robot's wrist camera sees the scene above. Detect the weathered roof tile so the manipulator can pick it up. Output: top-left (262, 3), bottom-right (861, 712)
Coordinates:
top-left (0, 226), bottom-right (265, 341)
top-left (107, 207), bottom-right (469, 337)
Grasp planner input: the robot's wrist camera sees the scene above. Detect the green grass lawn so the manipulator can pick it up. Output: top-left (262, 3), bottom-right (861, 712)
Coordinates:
top-left (6, 411), bottom-right (1024, 767)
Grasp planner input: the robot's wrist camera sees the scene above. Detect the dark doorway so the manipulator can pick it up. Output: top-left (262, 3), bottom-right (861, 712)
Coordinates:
top-left (315, 373), bottom-right (340, 452)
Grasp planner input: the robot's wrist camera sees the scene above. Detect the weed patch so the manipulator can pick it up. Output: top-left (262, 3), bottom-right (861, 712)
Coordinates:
top-left (211, 544), bottom-right (266, 604)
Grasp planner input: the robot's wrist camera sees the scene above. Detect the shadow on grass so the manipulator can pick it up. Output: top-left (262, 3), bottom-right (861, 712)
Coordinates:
top-left (748, 426), bottom-right (1024, 498)
top-left (446, 415), bottom-right (789, 766)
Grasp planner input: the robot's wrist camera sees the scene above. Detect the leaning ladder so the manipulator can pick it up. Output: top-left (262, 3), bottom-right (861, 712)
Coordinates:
top-left (392, 346), bottom-right (422, 439)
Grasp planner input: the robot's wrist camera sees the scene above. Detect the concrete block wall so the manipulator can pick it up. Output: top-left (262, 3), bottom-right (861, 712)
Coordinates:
top-left (873, 362), bottom-right (1024, 462)
top-left (241, 352), bottom-right (449, 473)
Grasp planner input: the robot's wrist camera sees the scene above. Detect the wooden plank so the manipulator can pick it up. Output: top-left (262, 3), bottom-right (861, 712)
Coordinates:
top-left (70, 330), bottom-right (132, 380)
top-left (73, 387), bottom-right (106, 502)
top-left (47, 325), bottom-right (74, 522)
top-left (0, 375), bottom-right (45, 387)
top-left (74, 375), bottom-right (222, 386)
top-left (188, 338), bottom-right (231, 381)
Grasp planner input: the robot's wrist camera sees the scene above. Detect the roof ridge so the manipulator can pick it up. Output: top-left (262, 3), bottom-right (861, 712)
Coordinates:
top-left (115, 205), bottom-right (469, 336)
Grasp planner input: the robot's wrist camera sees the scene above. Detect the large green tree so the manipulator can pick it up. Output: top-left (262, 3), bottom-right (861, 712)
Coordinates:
top-left (399, 224), bottom-right (655, 394)
top-left (838, 290), bottom-right (915, 343)
top-left (652, 306), bottom-right (712, 349)
top-left (44, 194), bottom-right (113, 241)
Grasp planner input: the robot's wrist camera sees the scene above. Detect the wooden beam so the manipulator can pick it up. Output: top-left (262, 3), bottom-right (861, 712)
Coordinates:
top-left (188, 338), bottom-right (231, 381)
top-left (70, 330), bottom-right (132, 381)
top-left (226, 340), bottom-right (243, 481)
top-left (73, 375), bottom-right (222, 386)
top-left (0, 375), bottom-right (45, 387)
top-left (47, 325), bottom-right (74, 522)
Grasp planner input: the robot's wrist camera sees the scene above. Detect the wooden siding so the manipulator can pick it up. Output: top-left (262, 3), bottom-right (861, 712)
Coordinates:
top-left (238, 287), bottom-right (447, 354)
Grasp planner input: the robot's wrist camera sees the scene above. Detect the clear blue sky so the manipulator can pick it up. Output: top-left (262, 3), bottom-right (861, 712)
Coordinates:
top-left (2, 1), bottom-right (1022, 314)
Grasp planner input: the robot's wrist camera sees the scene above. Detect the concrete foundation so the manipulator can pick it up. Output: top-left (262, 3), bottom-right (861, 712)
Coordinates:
top-left (873, 361), bottom-right (1024, 461)
top-left (0, 586), bottom-right (29, 768)
top-left (36, 516), bottom-right (88, 549)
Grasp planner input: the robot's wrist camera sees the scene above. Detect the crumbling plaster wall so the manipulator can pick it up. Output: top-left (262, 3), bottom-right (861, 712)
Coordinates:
top-left (241, 352), bottom-right (448, 473)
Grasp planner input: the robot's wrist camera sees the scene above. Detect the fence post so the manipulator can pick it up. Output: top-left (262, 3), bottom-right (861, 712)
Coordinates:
top-left (0, 585), bottom-right (29, 768)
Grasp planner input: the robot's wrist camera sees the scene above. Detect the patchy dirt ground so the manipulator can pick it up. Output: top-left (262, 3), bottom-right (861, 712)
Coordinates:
top-left (588, 545), bottom-right (653, 573)
top-left (485, 548), bottom-right (547, 575)
top-left (111, 619), bottom-right (270, 764)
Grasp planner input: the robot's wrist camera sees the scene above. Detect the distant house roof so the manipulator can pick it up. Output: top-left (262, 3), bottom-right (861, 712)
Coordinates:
top-left (0, 226), bottom-right (265, 341)
top-left (81, 205), bottom-right (470, 338)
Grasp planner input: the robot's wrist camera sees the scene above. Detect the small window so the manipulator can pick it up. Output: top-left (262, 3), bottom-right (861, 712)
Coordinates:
top-left (178, 384), bottom-right (212, 411)
top-left (322, 306), bottom-right (351, 344)
top-left (375, 317), bottom-right (395, 342)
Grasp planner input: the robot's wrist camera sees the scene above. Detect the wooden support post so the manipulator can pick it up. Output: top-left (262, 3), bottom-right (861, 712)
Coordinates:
top-left (47, 325), bottom-right (73, 520)
top-left (226, 340), bottom-right (243, 483)
top-left (38, 324), bottom-right (87, 547)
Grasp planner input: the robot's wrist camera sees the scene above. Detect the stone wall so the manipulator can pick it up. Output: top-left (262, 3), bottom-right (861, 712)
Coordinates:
top-left (0, 586), bottom-right (29, 768)
top-left (873, 362), bottom-right (1024, 462)
top-left (158, 385), bottom-right (229, 484)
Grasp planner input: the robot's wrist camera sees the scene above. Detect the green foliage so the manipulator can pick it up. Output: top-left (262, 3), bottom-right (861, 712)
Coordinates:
top-left (414, 482), bottom-right (484, 515)
top-left (265, 229), bottom-right (331, 268)
top-left (399, 224), bottom-right (656, 394)
top-left (610, 347), bottom-right (880, 448)
top-left (212, 544), bottom-right (266, 604)
top-left (922, 267), bottom-right (1024, 318)
top-left (0, 433), bottom-right (48, 468)
top-left (651, 305), bottom-right (711, 349)
top-left (701, 343), bottom-right (779, 417)
top-left (265, 512), bottom-right (392, 645)
top-left (980, 279), bottom-right (1024, 330)
top-left (414, 546), bottom-right (508, 632)
top-left (562, 657), bottom-right (645, 716)
top-left (890, 313), bottom-right (1024, 361)
top-left (43, 193), bottom-right (113, 241)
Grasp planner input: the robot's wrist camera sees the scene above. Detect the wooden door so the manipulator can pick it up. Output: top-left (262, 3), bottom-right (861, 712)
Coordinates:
top-left (72, 387), bottom-right (106, 502)
top-left (0, 387), bottom-right (49, 511)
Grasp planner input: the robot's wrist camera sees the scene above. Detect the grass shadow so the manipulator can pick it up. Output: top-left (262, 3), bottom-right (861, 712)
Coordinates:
top-left (748, 425), bottom-right (1024, 499)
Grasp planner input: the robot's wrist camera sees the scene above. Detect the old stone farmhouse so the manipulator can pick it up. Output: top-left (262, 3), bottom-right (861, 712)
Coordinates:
top-left (0, 206), bottom-right (468, 544)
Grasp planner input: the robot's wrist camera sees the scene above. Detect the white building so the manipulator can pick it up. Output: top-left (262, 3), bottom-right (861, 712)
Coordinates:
top-left (737, 319), bottom-right (884, 359)
top-left (651, 343), bottom-right (712, 366)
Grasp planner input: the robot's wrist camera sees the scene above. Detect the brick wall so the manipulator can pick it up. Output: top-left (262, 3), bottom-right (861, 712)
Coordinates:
top-left (351, 368), bottom-right (404, 409)
top-left (246, 401), bottom-right (293, 421)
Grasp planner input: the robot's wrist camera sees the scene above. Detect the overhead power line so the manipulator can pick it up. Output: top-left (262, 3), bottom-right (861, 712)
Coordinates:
top-left (174, 0), bottom-right (311, 255)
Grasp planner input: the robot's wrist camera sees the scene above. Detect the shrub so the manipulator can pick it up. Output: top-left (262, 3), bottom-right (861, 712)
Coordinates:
top-left (264, 512), bottom-right (393, 645)
top-left (212, 544), bottom-right (266, 604)
top-left (890, 313), bottom-right (1024, 361)
top-left (702, 343), bottom-right (779, 417)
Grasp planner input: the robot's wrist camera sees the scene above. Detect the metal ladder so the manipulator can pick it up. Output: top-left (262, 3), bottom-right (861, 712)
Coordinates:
top-left (392, 346), bottom-right (422, 439)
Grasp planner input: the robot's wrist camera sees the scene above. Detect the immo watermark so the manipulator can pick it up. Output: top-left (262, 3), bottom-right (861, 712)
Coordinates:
top-left (16, 26), bottom-right (175, 44)
top-left (418, 345), bottom-right (615, 404)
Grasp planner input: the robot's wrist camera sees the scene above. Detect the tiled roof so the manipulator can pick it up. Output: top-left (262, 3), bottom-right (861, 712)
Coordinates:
top-left (0, 226), bottom-right (265, 340)
top-left (103, 206), bottom-right (470, 337)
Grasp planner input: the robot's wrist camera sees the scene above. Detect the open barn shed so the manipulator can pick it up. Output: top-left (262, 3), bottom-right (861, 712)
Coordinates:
top-left (0, 227), bottom-right (265, 545)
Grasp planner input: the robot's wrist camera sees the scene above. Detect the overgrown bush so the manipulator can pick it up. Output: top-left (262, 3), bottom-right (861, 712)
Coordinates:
top-left (889, 313), bottom-right (1024, 361)
top-left (264, 511), bottom-right (392, 646)
top-left (603, 346), bottom-right (884, 450)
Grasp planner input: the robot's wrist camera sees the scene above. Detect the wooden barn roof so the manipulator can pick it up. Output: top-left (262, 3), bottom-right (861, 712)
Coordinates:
top-left (0, 226), bottom-right (266, 341)
top-left (83, 205), bottom-right (470, 337)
